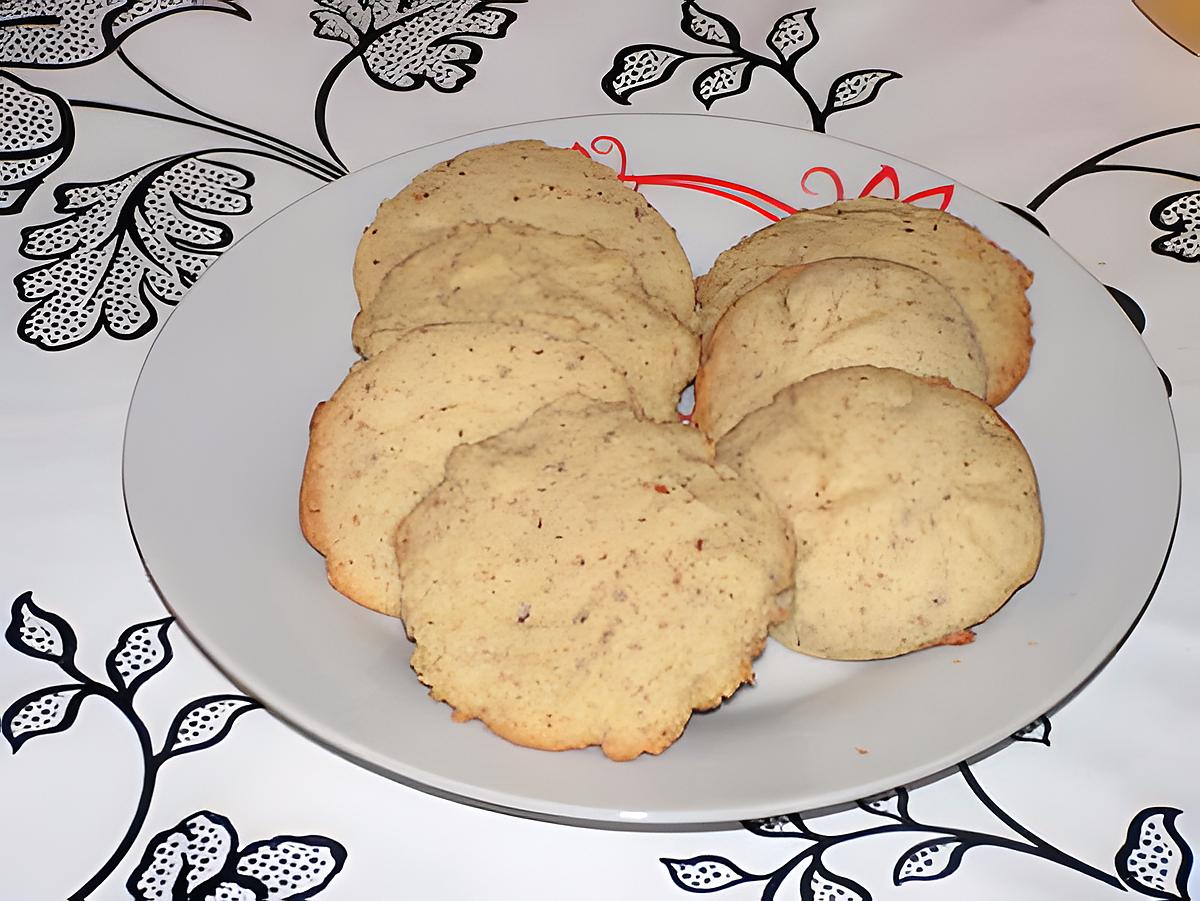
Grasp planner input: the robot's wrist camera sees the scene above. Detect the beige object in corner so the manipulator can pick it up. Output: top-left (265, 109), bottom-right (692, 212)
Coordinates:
top-left (695, 198), bottom-right (1033, 405)
top-left (717, 366), bottom-right (1043, 660)
top-left (353, 140), bottom-right (697, 329)
top-left (299, 324), bottom-right (634, 617)
top-left (694, 258), bottom-right (988, 440)
top-left (352, 222), bottom-right (698, 422)
top-left (396, 397), bottom-right (795, 760)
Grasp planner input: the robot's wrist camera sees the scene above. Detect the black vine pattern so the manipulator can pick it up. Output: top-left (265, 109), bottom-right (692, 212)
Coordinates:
top-left (309, 0), bottom-right (525, 168)
top-left (662, 721), bottom-right (1195, 899)
top-left (0, 72), bottom-right (74, 215)
top-left (1007, 199), bottom-right (1172, 397)
top-left (602, 3), bottom-right (900, 132)
top-left (310, 0), bottom-right (524, 92)
top-left (4, 2), bottom-right (526, 349)
top-left (127, 811), bottom-right (347, 901)
top-left (14, 154), bottom-right (254, 350)
top-left (0, 0), bottom-right (249, 68)
top-left (1027, 123), bottom-right (1200, 263)
top-left (3, 592), bottom-right (264, 900)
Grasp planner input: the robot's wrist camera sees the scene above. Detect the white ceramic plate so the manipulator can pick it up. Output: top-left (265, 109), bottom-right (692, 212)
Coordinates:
top-left (123, 113), bottom-right (1179, 826)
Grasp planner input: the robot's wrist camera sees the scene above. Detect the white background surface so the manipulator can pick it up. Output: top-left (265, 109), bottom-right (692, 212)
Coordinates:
top-left (1, 1), bottom-right (1197, 898)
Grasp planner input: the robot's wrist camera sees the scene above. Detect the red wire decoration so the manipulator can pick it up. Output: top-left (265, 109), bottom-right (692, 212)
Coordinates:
top-left (574, 135), bottom-right (955, 220)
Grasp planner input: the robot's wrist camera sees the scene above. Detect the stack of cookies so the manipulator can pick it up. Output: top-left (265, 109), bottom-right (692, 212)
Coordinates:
top-left (693, 199), bottom-right (1044, 664)
top-left (300, 139), bottom-right (1045, 760)
top-left (300, 140), bottom-right (794, 760)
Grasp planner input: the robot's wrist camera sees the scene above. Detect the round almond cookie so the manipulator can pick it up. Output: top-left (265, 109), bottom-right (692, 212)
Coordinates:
top-left (353, 140), bottom-right (697, 329)
top-left (352, 221), bottom-right (698, 422)
top-left (695, 197), bottom-right (1033, 405)
top-left (716, 366), bottom-right (1043, 660)
top-left (694, 258), bottom-right (987, 440)
top-left (395, 397), bottom-right (795, 760)
top-left (299, 324), bottom-right (634, 618)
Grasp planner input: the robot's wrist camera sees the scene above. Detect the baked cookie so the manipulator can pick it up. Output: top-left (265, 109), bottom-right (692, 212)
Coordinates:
top-left (354, 140), bottom-right (697, 328)
top-left (352, 222), bottom-right (698, 421)
top-left (695, 198), bottom-right (1033, 404)
top-left (299, 324), bottom-right (633, 617)
top-left (717, 366), bottom-right (1043, 660)
top-left (395, 397), bottom-right (795, 760)
top-left (695, 259), bottom-right (987, 440)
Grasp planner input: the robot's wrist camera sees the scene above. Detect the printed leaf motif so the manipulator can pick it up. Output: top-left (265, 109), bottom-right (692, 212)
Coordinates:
top-left (603, 44), bottom-right (690, 104)
top-left (1115, 807), bottom-right (1193, 899)
top-left (767, 8), bottom-right (818, 63)
top-left (6, 592), bottom-right (77, 664)
top-left (802, 858), bottom-right (871, 901)
top-left (162, 695), bottom-right (261, 759)
top-left (0, 73), bottom-right (73, 215)
top-left (893, 836), bottom-right (972, 884)
top-left (312, 0), bottom-right (524, 92)
top-left (16, 154), bottom-right (253, 351)
top-left (128, 811), bottom-right (239, 900)
top-left (235, 836), bottom-right (348, 899)
top-left (105, 618), bottom-right (173, 696)
top-left (857, 787), bottom-right (911, 821)
top-left (317, 0), bottom-right (372, 34)
top-left (1012, 715), bottom-right (1052, 745)
top-left (826, 69), bottom-right (900, 112)
top-left (196, 883), bottom-right (258, 901)
top-left (693, 59), bottom-right (754, 109)
top-left (3, 684), bottom-right (91, 752)
top-left (742, 815), bottom-right (810, 838)
top-left (311, 8), bottom-right (362, 43)
top-left (1106, 285), bottom-right (1147, 334)
top-left (1150, 190), bottom-right (1200, 262)
top-left (680, 1), bottom-right (739, 47)
top-left (0, 0), bottom-right (248, 69)
top-left (662, 855), bottom-right (758, 892)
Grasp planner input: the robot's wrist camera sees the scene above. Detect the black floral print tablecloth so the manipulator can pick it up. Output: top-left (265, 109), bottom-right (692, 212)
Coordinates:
top-left (1, 2), bottom-right (1197, 899)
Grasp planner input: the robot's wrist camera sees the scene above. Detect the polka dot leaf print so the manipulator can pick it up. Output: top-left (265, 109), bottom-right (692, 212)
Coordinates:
top-left (0, 0), bottom-right (249, 69)
top-left (127, 810), bottom-right (347, 901)
top-left (14, 153), bottom-right (254, 350)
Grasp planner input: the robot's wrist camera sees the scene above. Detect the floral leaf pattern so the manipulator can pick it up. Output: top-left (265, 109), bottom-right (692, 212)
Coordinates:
top-left (105, 618), bottom-right (173, 696)
top-left (1107, 285), bottom-right (1147, 334)
top-left (2, 683), bottom-right (91, 751)
top-left (856, 787), bottom-right (912, 821)
top-left (767, 8), bottom-right (818, 63)
top-left (235, 836), bottom-right (348, 899)
top-left (1115, 807), bottom-right (1194, 899)
top-left (680, 1), bottom-right (739, 47)
top-left (0, 0), bottom-right (248, 69)
top-left (802, 858), bottom-right (871, 901)
top-left (742, 815), bottom-right (811, 838)
top-left (601, 8), bottom-right (899, 131)
top-left (693, 59), bottom-right (754, 109)
top-left (603, 44), bottom-right (690, 104)
top-left (311, 0), bottom-right (524, 92)
top-left (128, 811), bottom-right (347, 901)
top-left (662, 855), bottom-right (758, 892)
top-left (5, 591), bottom-right (77, 665)
top-left (15, 154), bottom-right (254, 350)
top-left (826, 69), bottom-right (901, 111)
top-left (129, 811), bottom-right (240, 900)
top-left (893, 837), bottom-right (973, 884)
top-left (162, 695), bottom-right (261, 759)
top-left (0, 73), bottom-right (73, 216)
top-left (1150, 190), bottom-right (1200, 262)
top-left (1012, 715), bottom-right (1053, 745)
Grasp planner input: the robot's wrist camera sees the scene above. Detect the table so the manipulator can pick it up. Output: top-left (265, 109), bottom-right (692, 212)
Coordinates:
top-left (1, 2), bottom-right (1196, 898)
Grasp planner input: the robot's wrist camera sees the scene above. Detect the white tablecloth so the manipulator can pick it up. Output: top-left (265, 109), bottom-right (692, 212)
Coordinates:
top-left (2, 2), bottom-right (1197, 898)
